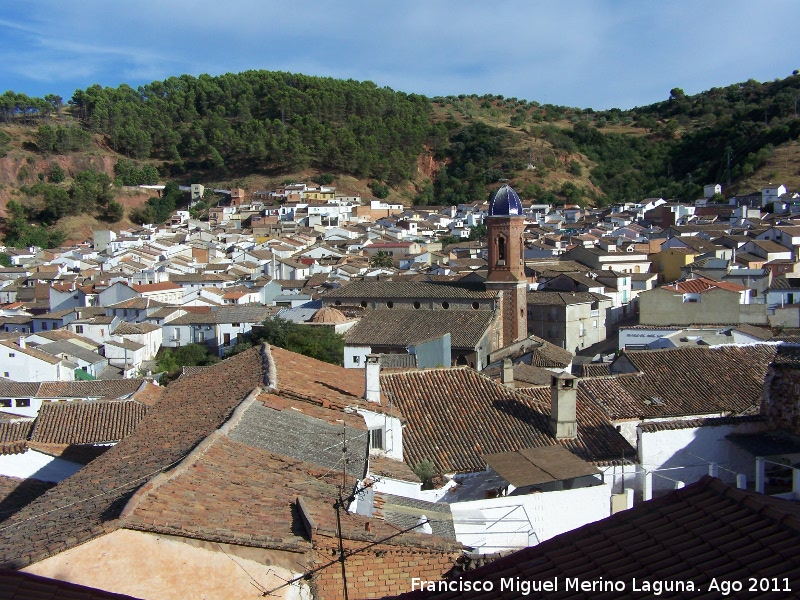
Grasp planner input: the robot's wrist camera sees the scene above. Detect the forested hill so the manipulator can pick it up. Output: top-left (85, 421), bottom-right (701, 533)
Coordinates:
top-left (68, 72), bottom-right (431, 185)
top-left (2, 69), bottom-right (800, 214)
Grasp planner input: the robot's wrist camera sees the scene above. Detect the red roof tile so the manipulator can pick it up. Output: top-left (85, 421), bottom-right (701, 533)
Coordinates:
top-left (30, 401), bottom-right (149, 445)
top-left (0, 346), bottom-right (267, 568)
top-left (381, 368), bottom-right (634, 474)
top-left (387, 477), bottom-right (800, 600)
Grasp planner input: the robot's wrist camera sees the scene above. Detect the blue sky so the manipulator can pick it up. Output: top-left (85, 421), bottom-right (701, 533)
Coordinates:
top-left (1, 1), bottom-right (798, 110)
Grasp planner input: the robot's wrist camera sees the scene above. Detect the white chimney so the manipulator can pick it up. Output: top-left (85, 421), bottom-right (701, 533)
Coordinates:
top-left (364, 354), bottom-right (381, 403)
top-left (501, 358), bottom-right (515, 388)
top-left (18, 337), bottom-right (26, 350)
top-left (550, 371), bottom-right (577, 439)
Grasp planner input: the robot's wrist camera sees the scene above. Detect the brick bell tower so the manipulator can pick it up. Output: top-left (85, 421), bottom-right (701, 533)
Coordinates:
top-left (484, 184), bottom-right (528, 347)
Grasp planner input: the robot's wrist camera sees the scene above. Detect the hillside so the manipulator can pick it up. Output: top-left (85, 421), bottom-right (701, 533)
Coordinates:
top-left (1, 70), bottom-right (800, 243)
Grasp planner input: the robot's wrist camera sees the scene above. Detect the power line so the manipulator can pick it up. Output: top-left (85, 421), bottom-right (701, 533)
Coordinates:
top-left (260, 516), bottom-right (435, 597)
top-left (0, 452), bottom-right (192, 532)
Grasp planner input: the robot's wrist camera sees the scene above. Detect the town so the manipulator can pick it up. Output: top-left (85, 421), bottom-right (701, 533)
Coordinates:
top-left (1, 178), bottom-right (800, 598)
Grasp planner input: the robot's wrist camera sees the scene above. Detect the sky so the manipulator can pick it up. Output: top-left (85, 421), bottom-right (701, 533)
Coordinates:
top-left (1, 0), bottom-right (798, 111)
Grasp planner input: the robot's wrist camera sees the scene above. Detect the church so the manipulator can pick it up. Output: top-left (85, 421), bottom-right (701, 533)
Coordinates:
top-left (323, 185), bottom-right (532, 369)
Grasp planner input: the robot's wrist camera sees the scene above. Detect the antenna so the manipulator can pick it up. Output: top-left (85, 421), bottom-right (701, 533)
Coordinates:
top-left (334, 420), bottom-right (350, 600)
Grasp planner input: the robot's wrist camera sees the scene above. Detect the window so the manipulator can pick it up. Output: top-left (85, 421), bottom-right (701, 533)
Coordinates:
top-left (0, 399), bottom-right (10, 407)
top-left (8, 353), bottom-right (14, 358)
top-left (369, 428), bottom-right (384, 451)
top-left (41, 322), bottom-right (47, 331)
top-left (232, 323), bottom-right (240, 327)
top-left (15, 399), bottom-right (30, 407)
top-left (75, 325), bottom-right (84, 334)
top-left (352, 356), bottom-right (360, 365)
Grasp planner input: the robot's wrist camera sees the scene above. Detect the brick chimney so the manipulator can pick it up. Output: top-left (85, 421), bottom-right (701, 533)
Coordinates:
top-left (364, 354), bottom-right (381, 403)
top-left (550, 371), bottom-right (577, 439)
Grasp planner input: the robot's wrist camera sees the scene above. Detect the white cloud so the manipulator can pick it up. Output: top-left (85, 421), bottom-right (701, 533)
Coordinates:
top-left (1, 0), bottom-right (799, 108)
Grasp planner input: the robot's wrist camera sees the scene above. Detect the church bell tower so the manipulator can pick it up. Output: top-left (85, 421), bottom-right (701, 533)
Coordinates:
top-left (484, 185), bottom-right (527, 346)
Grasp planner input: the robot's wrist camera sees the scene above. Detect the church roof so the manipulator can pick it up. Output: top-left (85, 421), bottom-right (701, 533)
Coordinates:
top-left (488, 184), bottom-right (523, 217)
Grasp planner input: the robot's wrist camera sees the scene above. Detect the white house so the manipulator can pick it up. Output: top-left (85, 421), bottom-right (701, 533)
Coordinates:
top-left (0, 339), bottom-right (74, 382)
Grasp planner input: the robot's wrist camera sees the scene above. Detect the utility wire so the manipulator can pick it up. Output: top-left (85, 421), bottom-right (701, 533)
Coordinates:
top-left (260, 517), bottom-right (435, 597)
top-left (0, 452), bottom-right (191, 532)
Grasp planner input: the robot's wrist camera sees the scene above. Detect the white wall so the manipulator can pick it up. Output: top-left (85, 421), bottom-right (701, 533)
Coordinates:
top-left (0, 449), bottom-right (83, 482)
top-left (358, 409), bottom-right (403, 461)
top-left (344, 345), bottom-right (371, 369)
top-left (618, 327), bottom-right (680, 350)
top-left (638, 421), bottom-right (764, 492)
top-left (449, 483), bottom-right (611, 553)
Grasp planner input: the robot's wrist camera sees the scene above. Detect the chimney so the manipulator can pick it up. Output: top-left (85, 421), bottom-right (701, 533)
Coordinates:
top-left (501, 358), bottom-right (515, 388)
top-left (18, 337), bottom-right (25, 350)
top-left (364, 354), bottom-right (381, 403)
top-left (550, 371), bottom-right (577, 439)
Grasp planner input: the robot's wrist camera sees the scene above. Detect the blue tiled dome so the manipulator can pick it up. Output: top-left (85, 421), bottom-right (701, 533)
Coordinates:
top-left (489, 184), bottom-right (523, 217)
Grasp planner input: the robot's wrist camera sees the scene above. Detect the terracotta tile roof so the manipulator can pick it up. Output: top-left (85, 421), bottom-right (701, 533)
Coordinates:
top-left (662, 276), bottom-right (747, 294)
top-left (526, 291), bottom-right (610, 305)
top-left (603, 345), bottom-right (778, 418)
top-left (0, 419), bottom-right (33, 456)
top-left (388, 476), bottom-right (800, 600)
top-left (0, 346), bottom-right (267, 568)
top-left (124, 435), bottom-right (458, 552)
top-left (36, 379), bottom-right (147, 401)
top-left (639, 414), bottom-right (765, 433)
top-left (375, 492), bottom-right (456, 540)
top-left (229, 398), bottom-right (367, 480)
top-left (129, 382), bottom-right (163, 407)
top-left (112, 321), bottom-right (160, 335)
top-left (483, 363), bottom-right (554, 387)
top-left (0, 569), bottom-right (139, 599)
top-left (0, 382), bottom-right (40, 398)
top-left (369, 455), bottom-right (422, 483)
top-left (526, 341), bottom-right (572, 368)
top-left (345, 309), bottom-right (494, 349)
top-left (106, 298), bottom-right (168, 310)
top-left (324, 280), bottom-right (496, 300)
top-left (381, 368), bottom-right (634, 474)
top-left (0, 341), bottom-right (62, 365)
top-left (131, 282), bottom-right (181, 293)
top-left (34, 330), bottom-right (102, 347)
top-left (25, 442), bottom-right (110, 464)
top-left (733, 323), bottom-right (774, 341)
top-left (268, 345), bottom-right (395, 415)
top-left (0, 478), bottom-right (54, 524)
top-left (30, 401), bottom-right (149, 445)
top-left (578, 363), bottom-right (611, 377)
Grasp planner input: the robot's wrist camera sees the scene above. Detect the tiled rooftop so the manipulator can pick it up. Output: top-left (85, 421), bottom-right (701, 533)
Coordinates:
top-left (345, 309), bottom-right (494, 348)
top-left (600, 345), bottom-right (778, 418)
top-left (268, 345), bottom-right (395, 415)
top-left (0, 346), bottom-right (267, 568)
top-left (324, 280), bottom-right (497, 300)
top-left (124, 435), bottom-right (458, 553)
top-left (387, 476), bottom-right (800, 600)
top-left (30, 400), bottom-right (149, 445)
top-left (381, 368), bottom-right (634, 474)
top-left (229, 399), bottom-right (368, 479)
